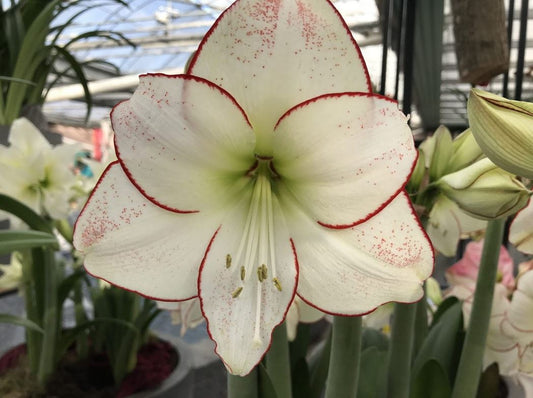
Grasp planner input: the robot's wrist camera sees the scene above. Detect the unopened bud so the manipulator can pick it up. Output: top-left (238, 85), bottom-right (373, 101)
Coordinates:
top-left (468, 88), bottom-right (533, 179)
top-left (437, 158), bottom-right (530, 220)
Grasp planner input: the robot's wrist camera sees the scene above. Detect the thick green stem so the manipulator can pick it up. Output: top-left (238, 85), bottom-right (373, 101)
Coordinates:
top-left (324, 316), bottom-right (363, 398)
top-left (451, 218), bottom-right (505, 398)
top-left (386, 302), bottom-right (417, 398)
top-left (36, 248), bottom-right (59, 385)
top-left (266, 323), bottom-right (292, 398)
top-left (228, 368), bottom-right (258, 398)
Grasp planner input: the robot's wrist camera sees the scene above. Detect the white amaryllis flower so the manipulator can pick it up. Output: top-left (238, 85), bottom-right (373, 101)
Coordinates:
top-left (0, 118), bottom-right (79, 220)
top-left (73, 0), bottom-right (433, 375)
top-left (485, 271), bottom-right (533, 376)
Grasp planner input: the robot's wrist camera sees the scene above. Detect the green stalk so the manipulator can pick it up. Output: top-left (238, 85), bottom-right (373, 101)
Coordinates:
top-left (266, 323), bottom-right (292, 398)
top-left (20, 250), bottom-right (41, 375)
top-left (386, 302), bottom-right (417, 398)
top-left (324, 316), bottom-right (363, 398)
top-left (228, 368), bottom-right (258, 398)
top-left (36, 248), bottom-right (59, 385)
top-left (451, 218), bottom-right (505, 398)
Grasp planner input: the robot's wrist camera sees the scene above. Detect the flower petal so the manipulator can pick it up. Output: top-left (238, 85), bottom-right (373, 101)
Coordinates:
top-left (189, 0), bottom-right (370, 154)
top-left (427, 195), bottom-right (486, 257)
top-left (287, 191), bottom-right (433, 315)
top-left (112, 74), bottom-right (256, 212)
top-left (73, 162), bottom-right (218, 300)
top-left (273, 93), bottom-right (416, 227)
top-left (8, 118), bottom-right (51, 156)
top-left (510, 199), bottom-right (533, 254)
top-left (198, 193), bottom-right (297, 376)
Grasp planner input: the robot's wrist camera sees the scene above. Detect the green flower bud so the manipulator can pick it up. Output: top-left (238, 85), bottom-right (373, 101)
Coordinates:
top-left (437, 158), bottom-right (531, 220)
top-left (447, 128), bottom-right (485, 173)
top-left (419, 125), bottom-right (453, 181)
top-left (468, 88), bottom-right (533, 179)
top-left (425, 277), bottom-right (443, 306)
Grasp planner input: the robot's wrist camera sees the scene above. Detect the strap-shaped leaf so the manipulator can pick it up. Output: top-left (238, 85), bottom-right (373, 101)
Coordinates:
top-left (0, 230), bottom-right (58, 254)
top-left (0, 313), bottom-right (44, 334)
top-left (0, 193), bottom-right (53, 233)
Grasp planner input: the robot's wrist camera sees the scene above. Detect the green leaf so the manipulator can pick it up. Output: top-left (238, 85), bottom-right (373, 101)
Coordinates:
top-left (0, 230), bottom-right (58, 254)
top-left (291, 358), bottom-right (312, 398)
top-left (0, 194), bottom-right (53, 233)
top-left (57, 269), bottom-right (86, 307)
top-left (430, 296), bottom-right (459, 329)
top-left (411, 359), bottom-right (452, 398)
top-left (258, 363), bottom-right (278, 398)
top-left (48, 45), bottom-right (92, 123)
top-left (0, 313), bottom-right (44, 334)
top-left (0, 76), bottom-right (37, 86)
top-left (413, 300), bottom-right (464, 386)
top-left (357, 346), bottom-right (388, 398)
top-left (476, 363), bottom-right (500, 398)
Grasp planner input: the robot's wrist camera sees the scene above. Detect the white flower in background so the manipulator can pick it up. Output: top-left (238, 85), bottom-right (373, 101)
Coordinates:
top-left (0, 252), bottom-right (23, 293)
top-left (0, 118), bottom-right (79, 220)
top-left (510, 199), bottom-right (533, 255)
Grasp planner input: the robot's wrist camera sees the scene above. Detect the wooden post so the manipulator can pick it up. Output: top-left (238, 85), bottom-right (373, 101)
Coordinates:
top-left (451, 0), bottom-right (509, 84)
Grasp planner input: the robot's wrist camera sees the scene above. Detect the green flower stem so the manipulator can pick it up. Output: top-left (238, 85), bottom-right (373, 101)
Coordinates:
top-left (451, 218), bottom-right (506, 398)
top-left (266, 323), bottom-right (292, 398)
top-left (37, 248), bottom-right (59, 385)
top-left (386, 302), bottom-right (417, 398)
top-left (324, 316), bottom-right (363, 398)
top-left (228, 368), bottom-right (258, 398)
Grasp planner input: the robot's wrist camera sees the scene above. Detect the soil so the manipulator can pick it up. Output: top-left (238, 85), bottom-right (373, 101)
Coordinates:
top-left (0, 338), bottom-right (178, 398)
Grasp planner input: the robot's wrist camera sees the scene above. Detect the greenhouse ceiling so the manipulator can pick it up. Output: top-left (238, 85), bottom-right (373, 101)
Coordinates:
top-left (41, 0), bottom-right (533, 131)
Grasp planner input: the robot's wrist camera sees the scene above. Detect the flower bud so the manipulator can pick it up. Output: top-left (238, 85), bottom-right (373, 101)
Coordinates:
top-left (447, 128), bottom-right (484, 173)
top-left (468, 88), bottom-right (533, 179)
top-left (419, 125), bottom-right (453, 181)
top-left (437, 158), bottom-right (531, 220)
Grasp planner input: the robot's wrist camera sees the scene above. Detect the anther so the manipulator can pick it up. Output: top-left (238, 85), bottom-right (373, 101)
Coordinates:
top-left (231, 287), bottom-right (243, 298)
top-left (240, 266), bottom-right (246, 281)
top-left (257, 267), bottom-right (264, 282)
top-left (226, 254), bottom-right (232, 269)
top-left (272, 277), bottom-right (282, 291)
top-left (261, 264), bottom-right (268, 280)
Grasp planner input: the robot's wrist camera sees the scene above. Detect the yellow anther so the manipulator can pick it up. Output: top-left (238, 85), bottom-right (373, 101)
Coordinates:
top-left (226, 254), bottom-right (232, 269)
top-left (257, 267), bottom-right (264, 282)
top-left (261, 264), bottom-right (268, 280)
top-left (272, 277), bottom-right (282, 291)
top-left (240, 266), bottom-right (246, 281)
top-left (231, 286), bottom-right (243, 298)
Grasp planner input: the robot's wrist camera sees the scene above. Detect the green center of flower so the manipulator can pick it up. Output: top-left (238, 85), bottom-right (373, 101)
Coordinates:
top-left (226, 158), bottom-right (282, 345)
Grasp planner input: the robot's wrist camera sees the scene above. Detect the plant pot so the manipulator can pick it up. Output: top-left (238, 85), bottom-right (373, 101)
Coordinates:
top-left (127, 334), bottom-right (194, 398)
top-left (0, 333), bottom-right (194, 397)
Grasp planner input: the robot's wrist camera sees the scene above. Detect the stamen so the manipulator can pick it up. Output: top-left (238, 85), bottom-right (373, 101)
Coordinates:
top-left (273, 277), bottom-right (282, 292)
top-left (257, 266), bottom-right (264, 282)
top-left (261, 264), bottom-right (268, 280)
top-left (240, 266), bottom-right (246, 281)
top-left (226, 254), bottom-right (232, 269)
top-left (231, 287), bottom-right (243, 298)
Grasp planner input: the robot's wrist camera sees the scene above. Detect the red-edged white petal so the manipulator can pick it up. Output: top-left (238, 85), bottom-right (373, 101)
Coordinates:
top-left (510, 199), bottom-right (533, 254)
top-left (112, 74), bottom-right (256, 212)
top-left (273, 93), bottom-right (416, 228)
top-left (188, 0), bottom-right (370, 155)
top-left (73, 162), bottom-right (218, 301)
top-left (286, 191), bottom-right (433, 315)
top-left (198, 192), bottom-right (297, 376)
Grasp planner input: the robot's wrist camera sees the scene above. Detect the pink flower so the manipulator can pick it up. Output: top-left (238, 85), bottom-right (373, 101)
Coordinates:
top-left (446, 240), bottom-right (515, 293)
